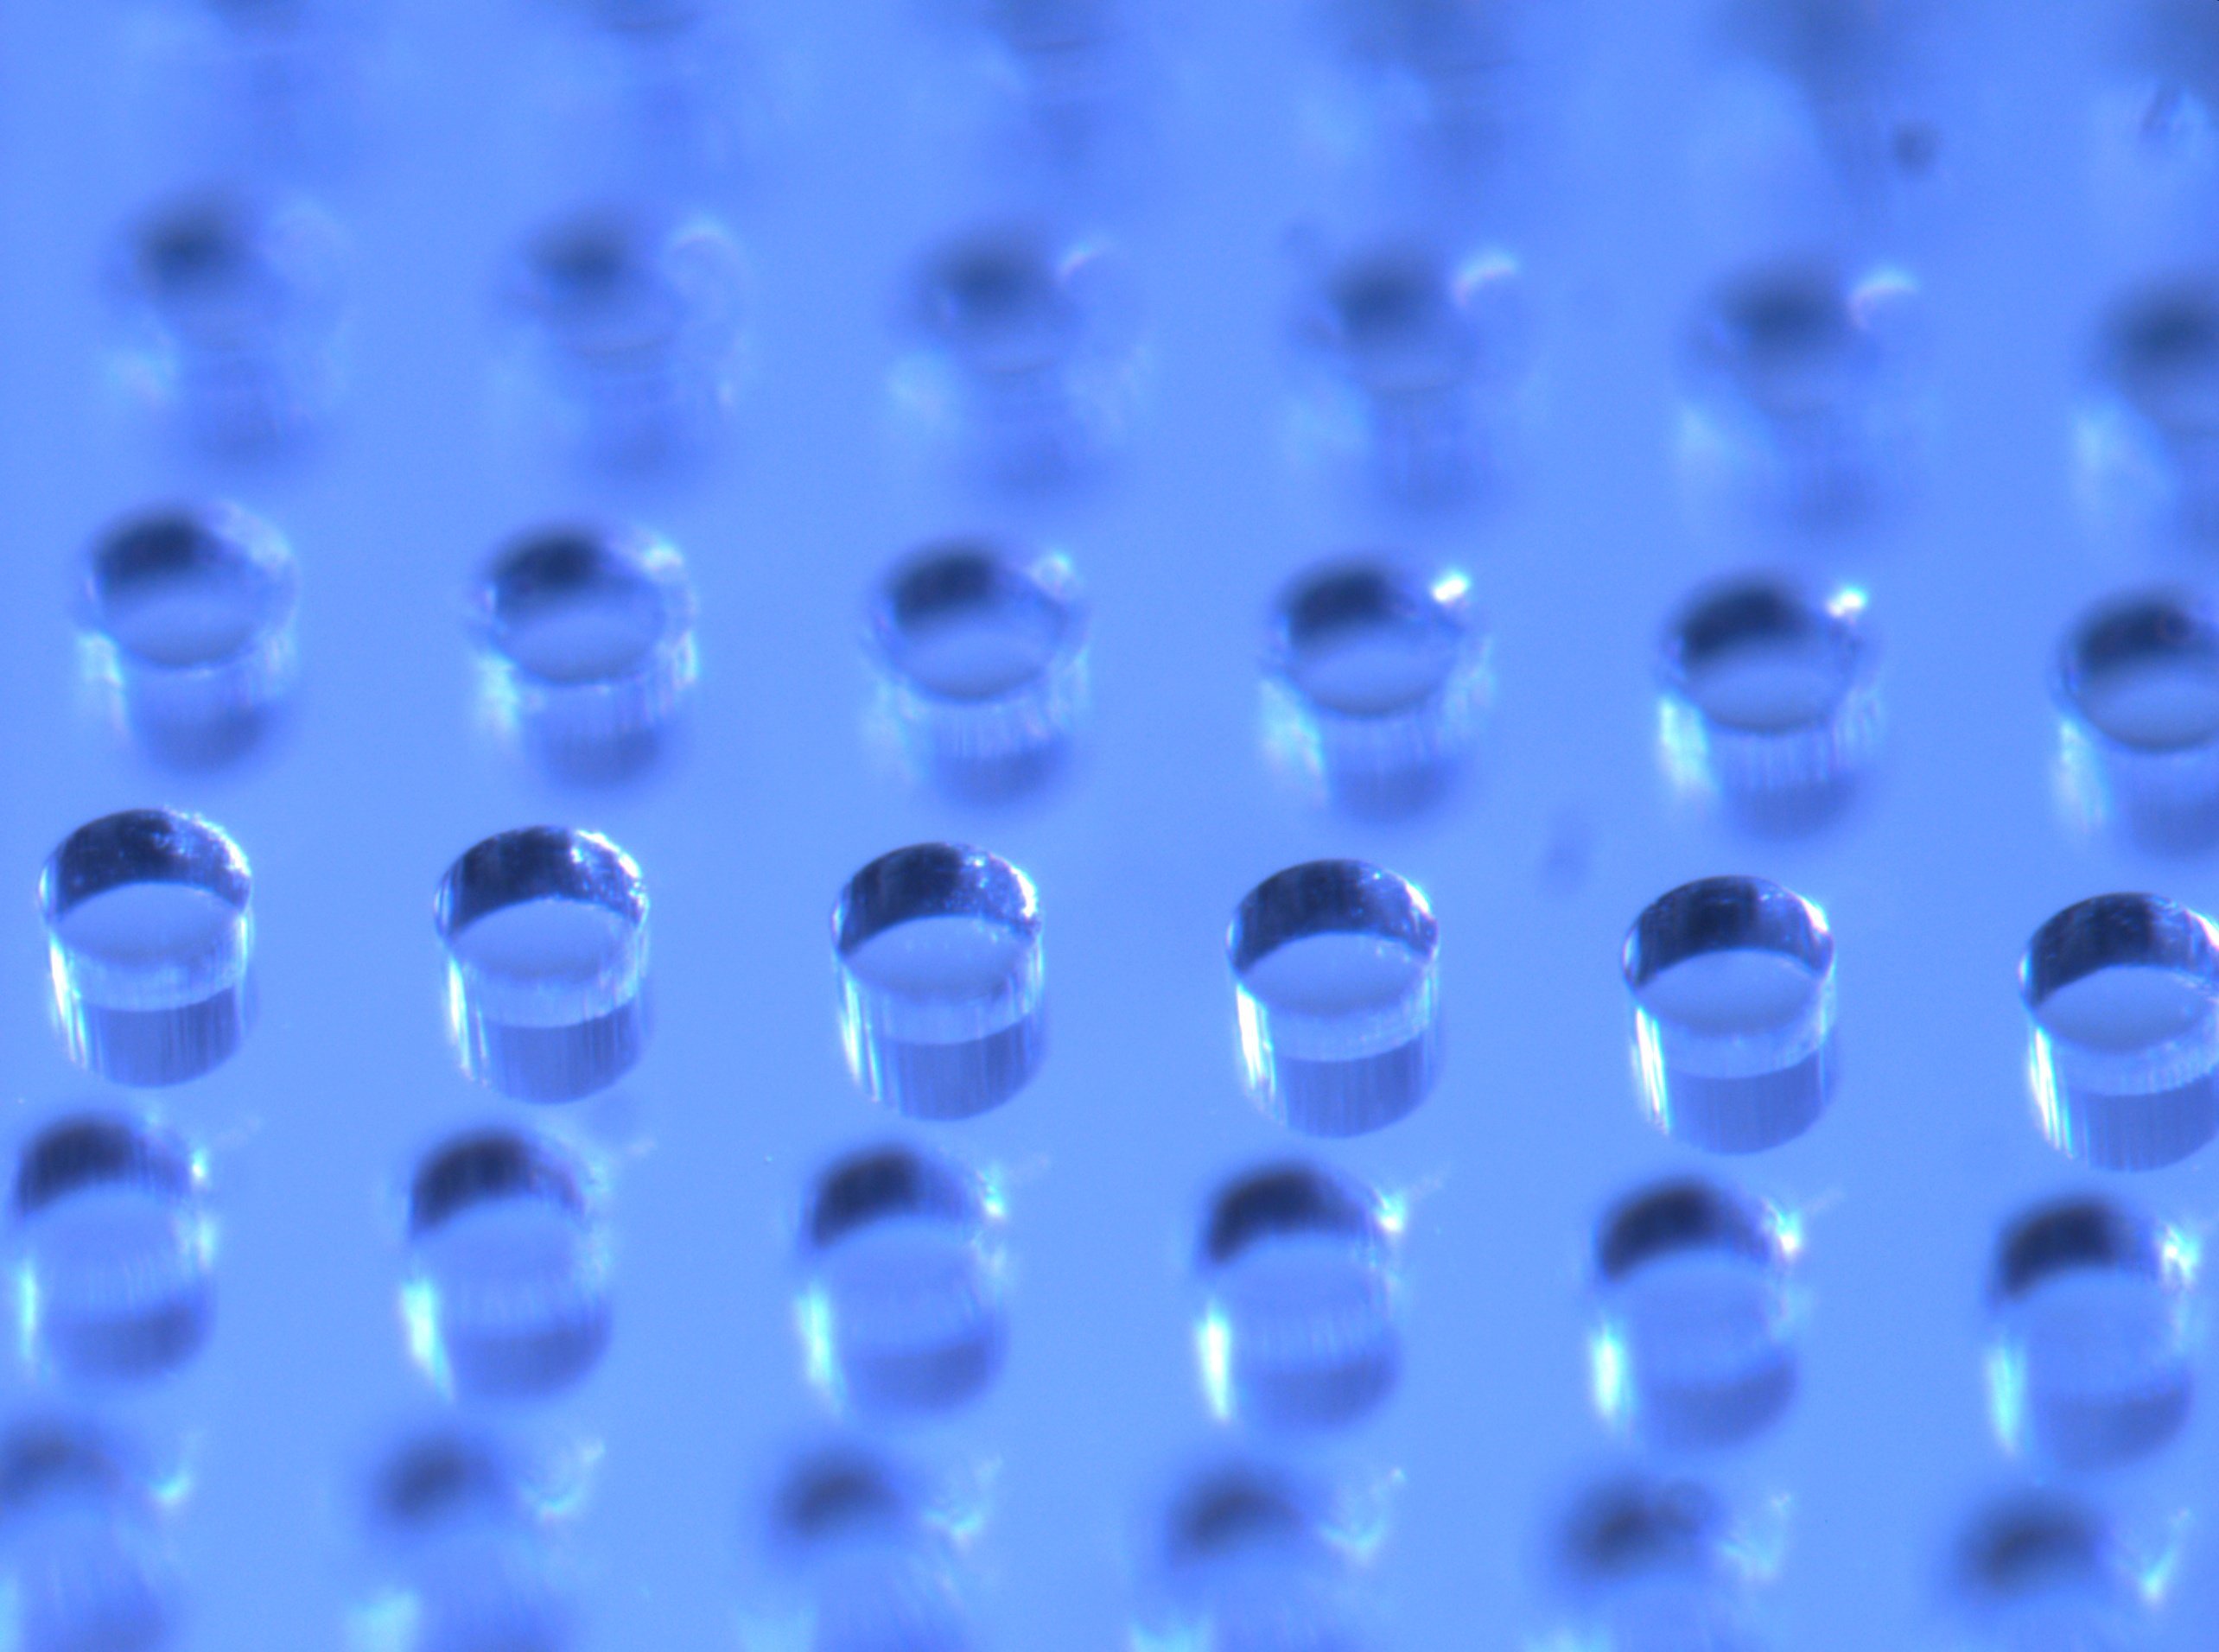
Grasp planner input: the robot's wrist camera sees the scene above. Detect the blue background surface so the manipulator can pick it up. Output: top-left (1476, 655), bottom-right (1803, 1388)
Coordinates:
top-left (3, 0), bottom-right (2218, 1643)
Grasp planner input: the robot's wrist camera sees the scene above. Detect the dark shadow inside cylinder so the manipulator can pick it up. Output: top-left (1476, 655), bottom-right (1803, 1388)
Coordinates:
top-left (1559, 1473), bottom-right (1730, 1591)
top-left (41, 812), bottom-right (251, 946)
top-left (1669, 581), bottom-right (1837, 686)
top-left (1992, 1198), bottom-right (2164, 1298)
top-left (406, 1131), bottom-right (610, 1401)
top-left (372, 1430), bottom-right (537, 1537)
top-left (1326, 252), bottom-right (1483, 395)
top-left (2024, 892), bottom-right (2219, 1002)
top-left (835, 844), bottom-right (1037, 956)
top-left (1594, 1179), bottom-right (1796, 1449)
top-left (521, 217), bottom-right (675, 346)
top-left (916, 231), bottom-right (1076, 374)
top-left (1625, 877), bottom-right (1830, 983)
top-left (137, 202), bottom-right (260, 315)
top-left (1958, 1492), bottom-right (2116, 1601)
top-left (0, 1419), bottom-right (151, 1520)
top-left (436, 829), bottom-right (645, 936)
top-left (12, 1116), bottom-right (213, 1383)
top-left (1231, 861), bottom-right (1437, 975)
top-left (1167, 1465), bottom-right (1315, 1563)
top-left (880, 549), bottom-right (1071, 699)
top-left (1988, 1198), bottom-right (2192, 1470)
top-left (773, 1448), bottom-right (916, 1550)
top-left (40, 810), bottom-right (254, 1090)
top-left (1697, 264), bottom-right (1876, 416)
top-left (1282, 565), bottom-right (1449, 674)
top-left (1201, 1163), bottom-right (1400, 1431)
top-left (803, 1146), bottom-right (1005, 1416)
top-left (2063, 594), bottom-right (2219, 753)
top-left (2108, 281), bottom-right (2219, 441)
top-left (410, 1131), bottom-right (590, 1233)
